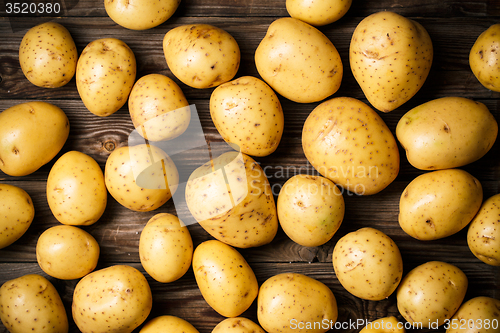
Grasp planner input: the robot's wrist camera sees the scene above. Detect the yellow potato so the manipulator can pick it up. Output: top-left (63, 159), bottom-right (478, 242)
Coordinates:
top-left (446, 296), bottom-right (500, 333)
top-left (286, 0), bottom-right (352, 26)
top-left (397, 261), bottom-right (468, 328)
top-left (302, 97), bottom-right (400, 195)
top-left (185, 151), bottom-right (278, 248)
top-left (140, 315), bottom-right (199, 333)
top-left (72, 265), bottom-right (152, 333)
top-left (255, 17), bottom-right (342, 103)
top-left (163, 24), bottom-right (240, 89)
top-left (129, 73), bottom-right (190, 141)
top-left (36, 225), bottom-right (100, 280)
top-left (0, 101), bottom-right (69, 176)
top-left (399, 169), bottom-right (483, 241)
top-left (332, 227), bottom-right (403, 301)
top-left (258, 272), bottom-right (338, 333)
top-left (470, 24), bottom-right (500, 92)
top-left (360, 317), bottom-right (405, 333)
top-left (350, 11), bottom-right (433, 112)
top-left (105, 0), bottom-right (180, 30)
top-left (76, 38), bottom-right (136, 117)
top-left (0, 184), bottom-right (34, 249)
top-left (139, 213), bottom-right (193, 283)
top-left (467, 194), bottom-right (500, 266)
top-left (212, 317), bottom-right (266, 333)
top-left (210, 76), bottom-right (284, 157)
top-left (19, 22), bottom-right (77, 88)
top-left (277, 174), bottom-right (344, 247)
top-left (396, 97), bottom-right (498, 170)
top-left (47, 151), bottom-right (107, 226)
top-left (0, 274), bottom-right (68, 333)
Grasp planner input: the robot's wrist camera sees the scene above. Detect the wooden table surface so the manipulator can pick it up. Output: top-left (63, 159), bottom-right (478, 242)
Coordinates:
top-left (1, 0), bottom-right (499, 332)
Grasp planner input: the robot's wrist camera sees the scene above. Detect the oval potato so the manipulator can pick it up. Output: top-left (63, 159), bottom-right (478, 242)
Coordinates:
top-left (286, 0), bottom-right (352, 26)
top-left (140, 315), bottom-right (199, 333)
top-left (212, 317), bottom-right (266, 333)
top-left (446, 296), bottom-right (500, 333)
top-left (105, 0), bottom-right (180, 30)
top-left (0, 184), bottom-right (35, 249)
top-left (359, 316), bottom-right (405, 333)
top-left (470, 24), bottom-right (500, 92)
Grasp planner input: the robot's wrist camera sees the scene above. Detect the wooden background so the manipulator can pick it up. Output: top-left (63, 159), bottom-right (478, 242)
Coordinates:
top-left (1, 0), bottom-right (499, 332)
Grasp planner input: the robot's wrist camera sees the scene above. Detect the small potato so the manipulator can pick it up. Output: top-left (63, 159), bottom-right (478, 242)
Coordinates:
top-left (0, 184), bottom-right (34, 249)
top-left (163, 24), bottom-right (240, 89)
top-left (0, 274), bottom-right (68, 333)
top-left (192, 240), bottom-right (258, 317)
top-left (446, 296), bottom-right (500, 333)
top-left (286, 0), bottom-right (352, 26)
top-left (277, 174), bottom-right (344, 247)
top-left (470, 24), bottom-right (500, 92)
top-left (36, 225), bottom-right (99, 280)
top-left (212, 317), bottom-right (266, 333)
top-left (360, 317), bottom-right (405, 333)
top-left (140, 315), bottom-right (199, 333)
top-left (47, 151), bottom-right (107, 226)
top-left (397, 261), bottom-right (468, 328)
top-left (332, 227), bottom-right (403, 301)
top-left (467, 194), bottom-right (500, 266)
top-left (210, 76), bottom-right (284, 157)
top-left (139, 213), bottom-right (193, 283)
top-left (76, 38), bottom-right (136, 117)
top-left (105, 0), bottom-right (180, 30)
top-left (399, 169), bottom-right (483, 241)
top-left (0, 101), bottom-right (70, 176)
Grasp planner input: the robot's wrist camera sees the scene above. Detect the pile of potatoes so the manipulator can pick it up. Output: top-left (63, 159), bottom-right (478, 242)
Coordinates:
top-left (1, 0), bottom-right (500, 332)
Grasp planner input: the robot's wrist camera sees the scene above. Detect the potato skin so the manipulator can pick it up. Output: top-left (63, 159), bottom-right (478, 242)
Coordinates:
top-left (359, 316), bottom-right (405, 333)
top-left (446, 296), bottom-right (500, 333)
top-left (212, 317), bottom-right (266, 333)
top-left (286, 0), bottom-right (352, 26)
top-left (105, 0), bottom-right (180, 30)
top-left (470, 24), bottom-right (500, 92)
top-left (140, 315), bottom-right (199, 333)
top-left (0, 184), bottom-right (34, 249)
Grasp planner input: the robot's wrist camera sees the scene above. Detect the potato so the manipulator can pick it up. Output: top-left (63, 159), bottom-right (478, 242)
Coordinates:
top-left (467, 194), bottom-right (500, 266)
top-left (360, 317), bottom-right (405, 333)
top-left (397, 261), bottom-right (468, 328)
top-left (350, 11), bottom-right (433, 112)
top-left (140, 315), bottom-right (199, 333)
top-left (210, 76), bottom-right (284, 157)
top-left (76, 38), bottom-right (136, 117)
top-left (255, 17), bottom-right (342, 103)
top-left (277, 174), bottom-right (344, 247)
top-left (139, 213), bottom-right (193, 283)
top-left (47, 151), bottom-right (107, 226)
top-left (257, 272), bottom-right (338, 333)
top-left (105, 0), bottom-right (180, 30)
top-left (0, 101), bottom-right (69, 176)
top-left (72, 265), bottom-right (152, 333)
top-left (446, 296), bottom-right (500, 333)
top-left (0, 184), bottom-right (34, 249)
top-left (19, 22), bottom-right (77, 88)
top-left (0, 274), bottom-right (68, 333)
top-left (332, 227), bottom-right (403, 301)
top-left (129, 73), bottom-right (190, 142)
top-left (302, 97), bottom-right (400, 195)
top-left (185, 151), bottom-right (278, 248)
top-left (396, 97), bottom-right (498, 170)
top-left (286, 0), bottom-right (352, 26)
top-left (105, 144), bottom-right (179, 212)
top-left (470, 24), bottom-right (500, 92)
top-left (163, 24), bottom-right (240, 89)
top-left (399, 169), bottom-right (483, 241)
top-left (212, 317), bottom-right (266, 333)
top-left (36, 225), bottom-right (99, 280)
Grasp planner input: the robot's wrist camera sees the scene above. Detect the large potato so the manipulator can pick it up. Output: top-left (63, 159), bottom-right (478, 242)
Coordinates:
top-left (105, 0), bottom-right (180, 30)
top-left (396, 97), bottom-right (498, 170)
top-left (212, 318), bottom-right (266, 333)
top-left (47, 151), bottom-right (107, 226)
top-left (255, 17), bottom-right (342, 103)
top-left (359, 317), bottom-right (405, 333)
top-left (470, 24), bottom-right (500, 92)
top-left (163, 24), bottom-right (240, 89)
top-left (399, 169), bottom-right (483, 241)
top-left (446, 296), bottom-right (500, 333)
top-left (302, 97), bottom-right (400, 195)
top-left (19, 22), bottom-right (77, 88)
top-left (286, 0), bottom-right (352, 26)
top-left (140, 315), bottom-right (199, 333)
top-left (350, 11), bottom-right (433, 112)
top-left (0, 184), bottom-right (34, 249)
top-left (210, 76), bottom-right (284, 157)
top-left (0, 101), bottom-right (69, 176)
top-left (0, 274), bottom-right (68, 333)
top-left (76, 38), bottom-right (136, 117)
top-left (397, 261), bottom-right (468, 328)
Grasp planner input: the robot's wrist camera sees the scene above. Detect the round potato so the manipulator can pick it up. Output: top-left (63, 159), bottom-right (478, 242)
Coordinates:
top-left (0, 184), bottom-right (34, 249)
top-left (163, 24), bottom-right (240, 89)
top-left (140, 315), bottom-right (199, 333)
top-left (277, 174), bottom-right (344, 247)
top-left (0, 101), bottom-right (69, 176)
top-left (212, 317), bottom-right (266, 333)
top-left (36, 225), bottom-right (99, 280)
top-left (332, 227), bottom-right (403, 301)
top-left (255, 17), bottom-right (342, 103)
top-left (446, 296), bottom-right (500, 333)
top-left (105, 0), bottom-right (180, 30)
top-left (47, 151), bottom-right (107, 226)
top-left (470, 24), bottom-right (500, 92)
top-left (0, 274), bottom-right (68, 333)
top-left (467, 193), bottom-right (500, 266)
top-left (397, 261), bottom-right (468, 328)
top-left (139, 213), bottom-right (193, 283)
top-left (192, 240), bottom-right (258, 317)
top-left (360, 317), bottom-right (405, 333)
top-left (210, 76), bottom-right (284, 157)
top-left (286, 0), bottom-right (352, 26)
top-left (399, 169), bottom-right (483, 241)
top-left (76, 38), bottom-right (136, 117)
